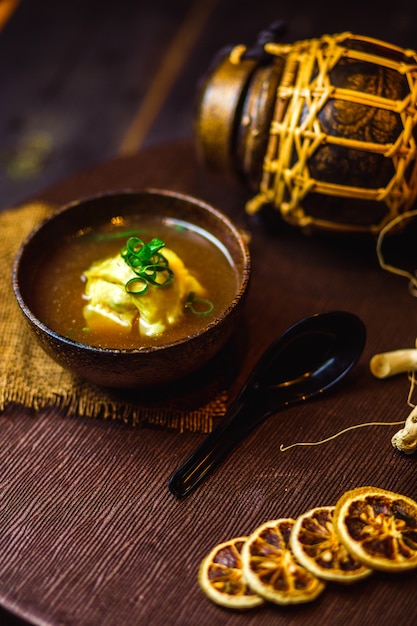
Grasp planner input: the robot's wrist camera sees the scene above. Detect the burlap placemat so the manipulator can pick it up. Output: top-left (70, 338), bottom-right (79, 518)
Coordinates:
top-left (0, 201), bottom-right (229, 432)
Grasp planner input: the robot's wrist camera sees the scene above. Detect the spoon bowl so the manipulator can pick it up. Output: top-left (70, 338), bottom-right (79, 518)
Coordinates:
top-left (168, 310), bottom-right (366, 498)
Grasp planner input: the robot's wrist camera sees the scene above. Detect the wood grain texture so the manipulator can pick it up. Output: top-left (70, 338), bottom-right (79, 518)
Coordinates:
top-left (1, 1), bottom-right (417, 623)
top-left (1, 141), bottom-right (417, 625)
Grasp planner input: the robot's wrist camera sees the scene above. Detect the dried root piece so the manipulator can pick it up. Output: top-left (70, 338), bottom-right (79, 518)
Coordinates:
top-left (370, 349), bottom-right (417, 379)
top-left (392, 405), bottom-right (417, 454)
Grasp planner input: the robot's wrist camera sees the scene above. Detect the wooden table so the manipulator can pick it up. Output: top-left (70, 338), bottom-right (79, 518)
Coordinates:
top-left (1, 141), bottom-right (417, 625)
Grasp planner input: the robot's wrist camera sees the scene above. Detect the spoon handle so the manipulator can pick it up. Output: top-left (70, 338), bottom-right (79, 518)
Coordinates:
top-left (168, 396), bottom-right (265, 498)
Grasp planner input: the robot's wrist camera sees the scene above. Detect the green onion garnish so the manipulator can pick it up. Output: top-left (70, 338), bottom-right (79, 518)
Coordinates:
top-left (184, 292), bottom-right (214, 317)
top-left (93, 229), bottom-right (141, 242)
top-left (80, 229), bottom-right (142, 242)
top-left (121, 237), bottom-right (174, 294)
top-left (125, 276), bottom-right (149, 295)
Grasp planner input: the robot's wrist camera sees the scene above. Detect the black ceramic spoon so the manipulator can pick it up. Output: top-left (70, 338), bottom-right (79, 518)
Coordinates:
top-left (168, 310), bottom-right (366, 499)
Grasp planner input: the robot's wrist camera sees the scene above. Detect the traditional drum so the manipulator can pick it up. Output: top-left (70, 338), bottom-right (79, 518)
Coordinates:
top-left (195, 29), bottom-right (417, 234)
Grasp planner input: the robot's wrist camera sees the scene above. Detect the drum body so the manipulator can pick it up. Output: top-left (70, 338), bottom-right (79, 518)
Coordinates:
top-left (195, 32), bottom-right (417, 234)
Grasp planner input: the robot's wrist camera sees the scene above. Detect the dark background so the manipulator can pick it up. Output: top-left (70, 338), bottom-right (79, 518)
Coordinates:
top-left (1, 1), bottom-right (417, 624)
top-left (1, 0), bottom-right (417, 212)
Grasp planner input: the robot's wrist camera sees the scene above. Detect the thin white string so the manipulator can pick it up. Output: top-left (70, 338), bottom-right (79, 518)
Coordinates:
top-left (281, 208), bottom-right (417, 453)
top-left (279, 420), bottom-right (406, 452)
top-left (407, 370), bottom-right (417, 407)
top-left (376, 209), bottom-right (417, 294)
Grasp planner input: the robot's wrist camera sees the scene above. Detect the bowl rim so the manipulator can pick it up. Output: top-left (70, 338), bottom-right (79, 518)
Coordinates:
top-left (12, 187), bottom-right (251, 355)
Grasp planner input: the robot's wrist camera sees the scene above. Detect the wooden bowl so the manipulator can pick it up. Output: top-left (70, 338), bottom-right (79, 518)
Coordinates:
top-left (12, 189), bottom-right (251, 388)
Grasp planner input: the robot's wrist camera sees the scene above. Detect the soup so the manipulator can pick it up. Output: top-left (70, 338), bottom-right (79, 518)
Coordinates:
top-left (30, 215), bottom-right (238, 349)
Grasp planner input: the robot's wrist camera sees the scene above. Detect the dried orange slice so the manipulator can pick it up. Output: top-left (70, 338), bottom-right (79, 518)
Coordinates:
top-left (241, 518), bottom-right (325, 605)
top-left (198, 536), bottom-right (264, 610)
top-left (290, 505), bottom-right (372, 582)
top-left (334, 486), bottom-right (417, 572)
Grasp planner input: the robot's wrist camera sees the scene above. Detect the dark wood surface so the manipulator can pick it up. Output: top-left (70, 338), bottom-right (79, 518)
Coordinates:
top-left (1, 140), bottom-right (417, 626)
top-left (1, 2), bottom-right (417, 625)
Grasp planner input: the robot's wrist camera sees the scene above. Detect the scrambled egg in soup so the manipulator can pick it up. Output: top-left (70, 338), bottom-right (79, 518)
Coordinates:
top-left (82, 246), bottom-right (207, 338)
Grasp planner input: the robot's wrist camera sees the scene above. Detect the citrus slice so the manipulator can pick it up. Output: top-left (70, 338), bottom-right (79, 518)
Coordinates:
top-left (334, 486), bottom-right (417, 572)
top-left (198, 536), bottom-right (264, 609)
top-left (241, 518), bottom-right (325, 605)
top-left (290, 505), bottom-right (373, 582)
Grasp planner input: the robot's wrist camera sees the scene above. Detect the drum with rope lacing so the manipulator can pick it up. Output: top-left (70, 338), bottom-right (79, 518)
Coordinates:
top-left (195, 29), bottom-right (417, 235)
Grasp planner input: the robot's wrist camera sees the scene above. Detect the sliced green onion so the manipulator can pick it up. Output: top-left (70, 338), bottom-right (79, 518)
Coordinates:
top-left (142, 264), bottom-right (174, 285)
top-left (82, 229), bottom-right (141, 242)
top-left (121, 236), bottom-right (174, 295)
top-left (184, 292), bottom-right (214, 317)
top-left (95, 229), bottom-right (141, 242)
top-left (125, 276), bottom-right (149, 295)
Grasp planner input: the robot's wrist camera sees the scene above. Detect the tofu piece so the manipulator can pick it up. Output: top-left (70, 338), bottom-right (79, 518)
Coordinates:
top-left (83, 256), bottom-right (138, 334)
top-left (82, 247), bottom-right (206, 338)
top-left (132, 248), bottom-right (206, 337)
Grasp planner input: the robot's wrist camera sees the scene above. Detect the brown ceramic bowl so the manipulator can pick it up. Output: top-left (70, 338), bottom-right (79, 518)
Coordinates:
top-left (12, 189), bottom-right (250, 388)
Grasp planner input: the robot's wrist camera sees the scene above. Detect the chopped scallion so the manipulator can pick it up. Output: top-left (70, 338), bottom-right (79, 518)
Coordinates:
top-left (184, 292), bottom-right (214, 317)
top-left (121, 236), bottom-right (174, 294)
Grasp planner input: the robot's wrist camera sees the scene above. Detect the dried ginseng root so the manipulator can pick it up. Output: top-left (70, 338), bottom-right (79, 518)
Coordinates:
top-left (290, 505), bottom-right (373, 583)
top-left (334, 486), bottom-right (417, 572)
top-left (198, 536), bottom-right (265, 609)
top-left (241, 518), bottom-right (325, 605)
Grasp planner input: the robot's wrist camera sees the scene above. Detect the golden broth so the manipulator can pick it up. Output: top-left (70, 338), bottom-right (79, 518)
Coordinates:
top-left (30, 216), bottom-right (238, 349)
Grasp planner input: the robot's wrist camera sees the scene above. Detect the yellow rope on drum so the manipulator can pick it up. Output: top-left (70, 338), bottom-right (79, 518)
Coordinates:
top-left (244, 32), bottom-right (417, 234)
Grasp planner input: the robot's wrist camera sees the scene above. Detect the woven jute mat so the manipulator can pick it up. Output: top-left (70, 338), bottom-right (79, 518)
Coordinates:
top-left (0, 201), bottom-right (229, 432)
